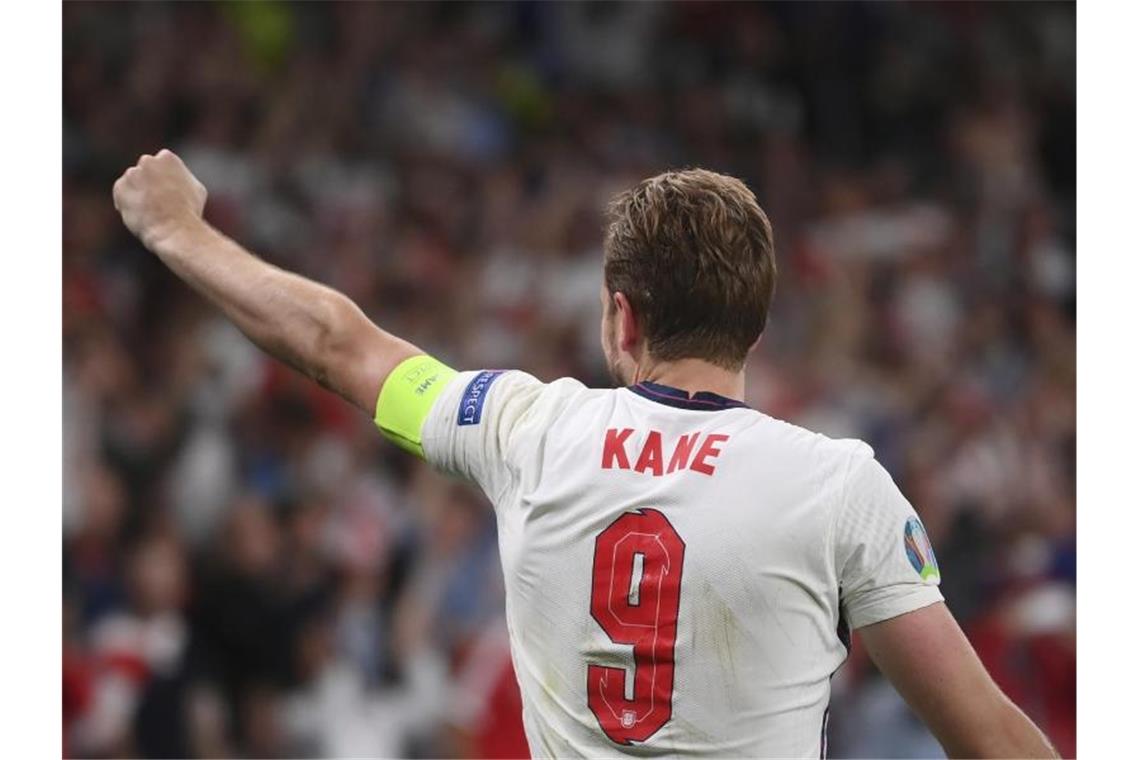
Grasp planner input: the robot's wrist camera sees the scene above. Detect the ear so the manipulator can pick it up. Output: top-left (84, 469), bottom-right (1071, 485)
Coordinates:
top-left (612, 291), bottom-right (641, 354)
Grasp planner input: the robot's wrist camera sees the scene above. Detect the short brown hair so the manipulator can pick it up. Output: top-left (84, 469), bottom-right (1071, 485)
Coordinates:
top-left (603, 169), bottom-right (777, 370)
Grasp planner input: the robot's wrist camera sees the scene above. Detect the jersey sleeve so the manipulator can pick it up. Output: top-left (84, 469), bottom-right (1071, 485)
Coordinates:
top-left (418, 368), bottom-right (550, 502)
top-left (833, 444), bottom-right (944, 630)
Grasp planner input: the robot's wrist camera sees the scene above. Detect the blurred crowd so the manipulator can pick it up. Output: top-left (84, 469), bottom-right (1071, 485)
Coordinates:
top-left (62, 2), bottom-right (1075, 758)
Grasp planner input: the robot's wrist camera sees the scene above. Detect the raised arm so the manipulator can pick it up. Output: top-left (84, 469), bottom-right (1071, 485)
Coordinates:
top-left (859, 602), bottom-right (1059, 759)
top-left (112, 149), bottom-right (420, 412)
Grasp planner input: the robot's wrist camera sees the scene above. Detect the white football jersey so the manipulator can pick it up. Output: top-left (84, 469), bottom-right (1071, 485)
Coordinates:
top-left (420, 370), bottom-right (943, 758)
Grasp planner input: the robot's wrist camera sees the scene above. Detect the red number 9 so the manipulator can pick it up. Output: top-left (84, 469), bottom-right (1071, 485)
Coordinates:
top-left (588, 508), bottom-right (686, 745)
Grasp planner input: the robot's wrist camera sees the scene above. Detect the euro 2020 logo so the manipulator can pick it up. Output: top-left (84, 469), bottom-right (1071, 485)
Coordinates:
top-left (903, 516), bottom-right (940, 582)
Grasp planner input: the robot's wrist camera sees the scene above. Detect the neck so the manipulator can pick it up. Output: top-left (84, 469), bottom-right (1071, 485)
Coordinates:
top-left (632, 357), bottom-right (746, 401)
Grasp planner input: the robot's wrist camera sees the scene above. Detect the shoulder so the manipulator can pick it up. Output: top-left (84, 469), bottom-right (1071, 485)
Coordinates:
top-left (722, 412), bottom-right (879, 520)
top-left (453, 370), bottom-right (588, 398)
top-left (434, 370), bottom-right (594, 437)
top-left (745, 411), bottom-right (874, 471)
top-left (488, 371), bottom-right (591, 412)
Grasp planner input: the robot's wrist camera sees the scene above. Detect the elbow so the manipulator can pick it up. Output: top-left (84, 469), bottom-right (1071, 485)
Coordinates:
top-left (946, 699), bottom-right (1058, 759)
top-left (303, 291), bottom-right (366, 388)
top-left (299, 288), bottom-right (418, 411)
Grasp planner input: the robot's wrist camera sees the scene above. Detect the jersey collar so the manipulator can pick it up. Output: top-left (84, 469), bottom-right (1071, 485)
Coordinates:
top-left (627, 381), bottom-right (749, 411)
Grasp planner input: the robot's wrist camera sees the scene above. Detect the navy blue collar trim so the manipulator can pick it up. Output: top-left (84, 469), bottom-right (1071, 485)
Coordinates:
top-left (628, 381), bottom-right (749, 411)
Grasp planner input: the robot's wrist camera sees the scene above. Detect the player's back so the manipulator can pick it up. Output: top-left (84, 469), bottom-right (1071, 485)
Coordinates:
top-left (421, 372), bottom-right (942, 758)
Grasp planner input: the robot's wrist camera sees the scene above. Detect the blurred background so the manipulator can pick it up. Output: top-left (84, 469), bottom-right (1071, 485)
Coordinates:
top-left (62, 2), bottom-right (1075, 758)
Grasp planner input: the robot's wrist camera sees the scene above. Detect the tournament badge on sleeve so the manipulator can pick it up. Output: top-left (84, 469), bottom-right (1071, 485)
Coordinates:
top-left (903, 516), bottom-right (940, 581)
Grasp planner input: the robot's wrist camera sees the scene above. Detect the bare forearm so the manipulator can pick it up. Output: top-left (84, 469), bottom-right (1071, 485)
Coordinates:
top-left (155, 221), bottom-right (335, 374)
top-left (152, 220), bottom-right (416, 408)
top-left (113, 149), bottom-right (421, 413)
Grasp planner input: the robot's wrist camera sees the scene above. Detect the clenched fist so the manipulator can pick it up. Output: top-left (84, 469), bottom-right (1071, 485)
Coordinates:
top-left (112, 149), bottom-right (208, 252)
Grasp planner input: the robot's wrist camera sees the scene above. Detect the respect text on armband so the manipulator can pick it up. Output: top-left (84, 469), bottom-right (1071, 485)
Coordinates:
top-left (457, 370), bottom-right (504, 426)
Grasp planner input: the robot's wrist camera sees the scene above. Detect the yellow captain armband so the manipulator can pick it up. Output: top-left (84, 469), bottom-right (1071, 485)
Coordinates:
top-left (374, 354), bottom-right (459, 458)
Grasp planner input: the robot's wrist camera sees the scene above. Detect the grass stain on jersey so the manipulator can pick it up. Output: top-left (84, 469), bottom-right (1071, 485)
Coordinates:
top-left (699, 578), bottom-right (750, 713)
top-left (671, 715), bottom-right (720, 750)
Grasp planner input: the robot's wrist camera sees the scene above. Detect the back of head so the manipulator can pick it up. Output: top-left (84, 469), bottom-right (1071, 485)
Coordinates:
top-left (603, 169), bottom-right (777, 370)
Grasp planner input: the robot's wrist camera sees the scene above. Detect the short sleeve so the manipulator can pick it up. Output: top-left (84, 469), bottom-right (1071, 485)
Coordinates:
top-left (834, 445), bottom-right (943, 630)
top-left (419, 369), bottom-right (548, 502)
